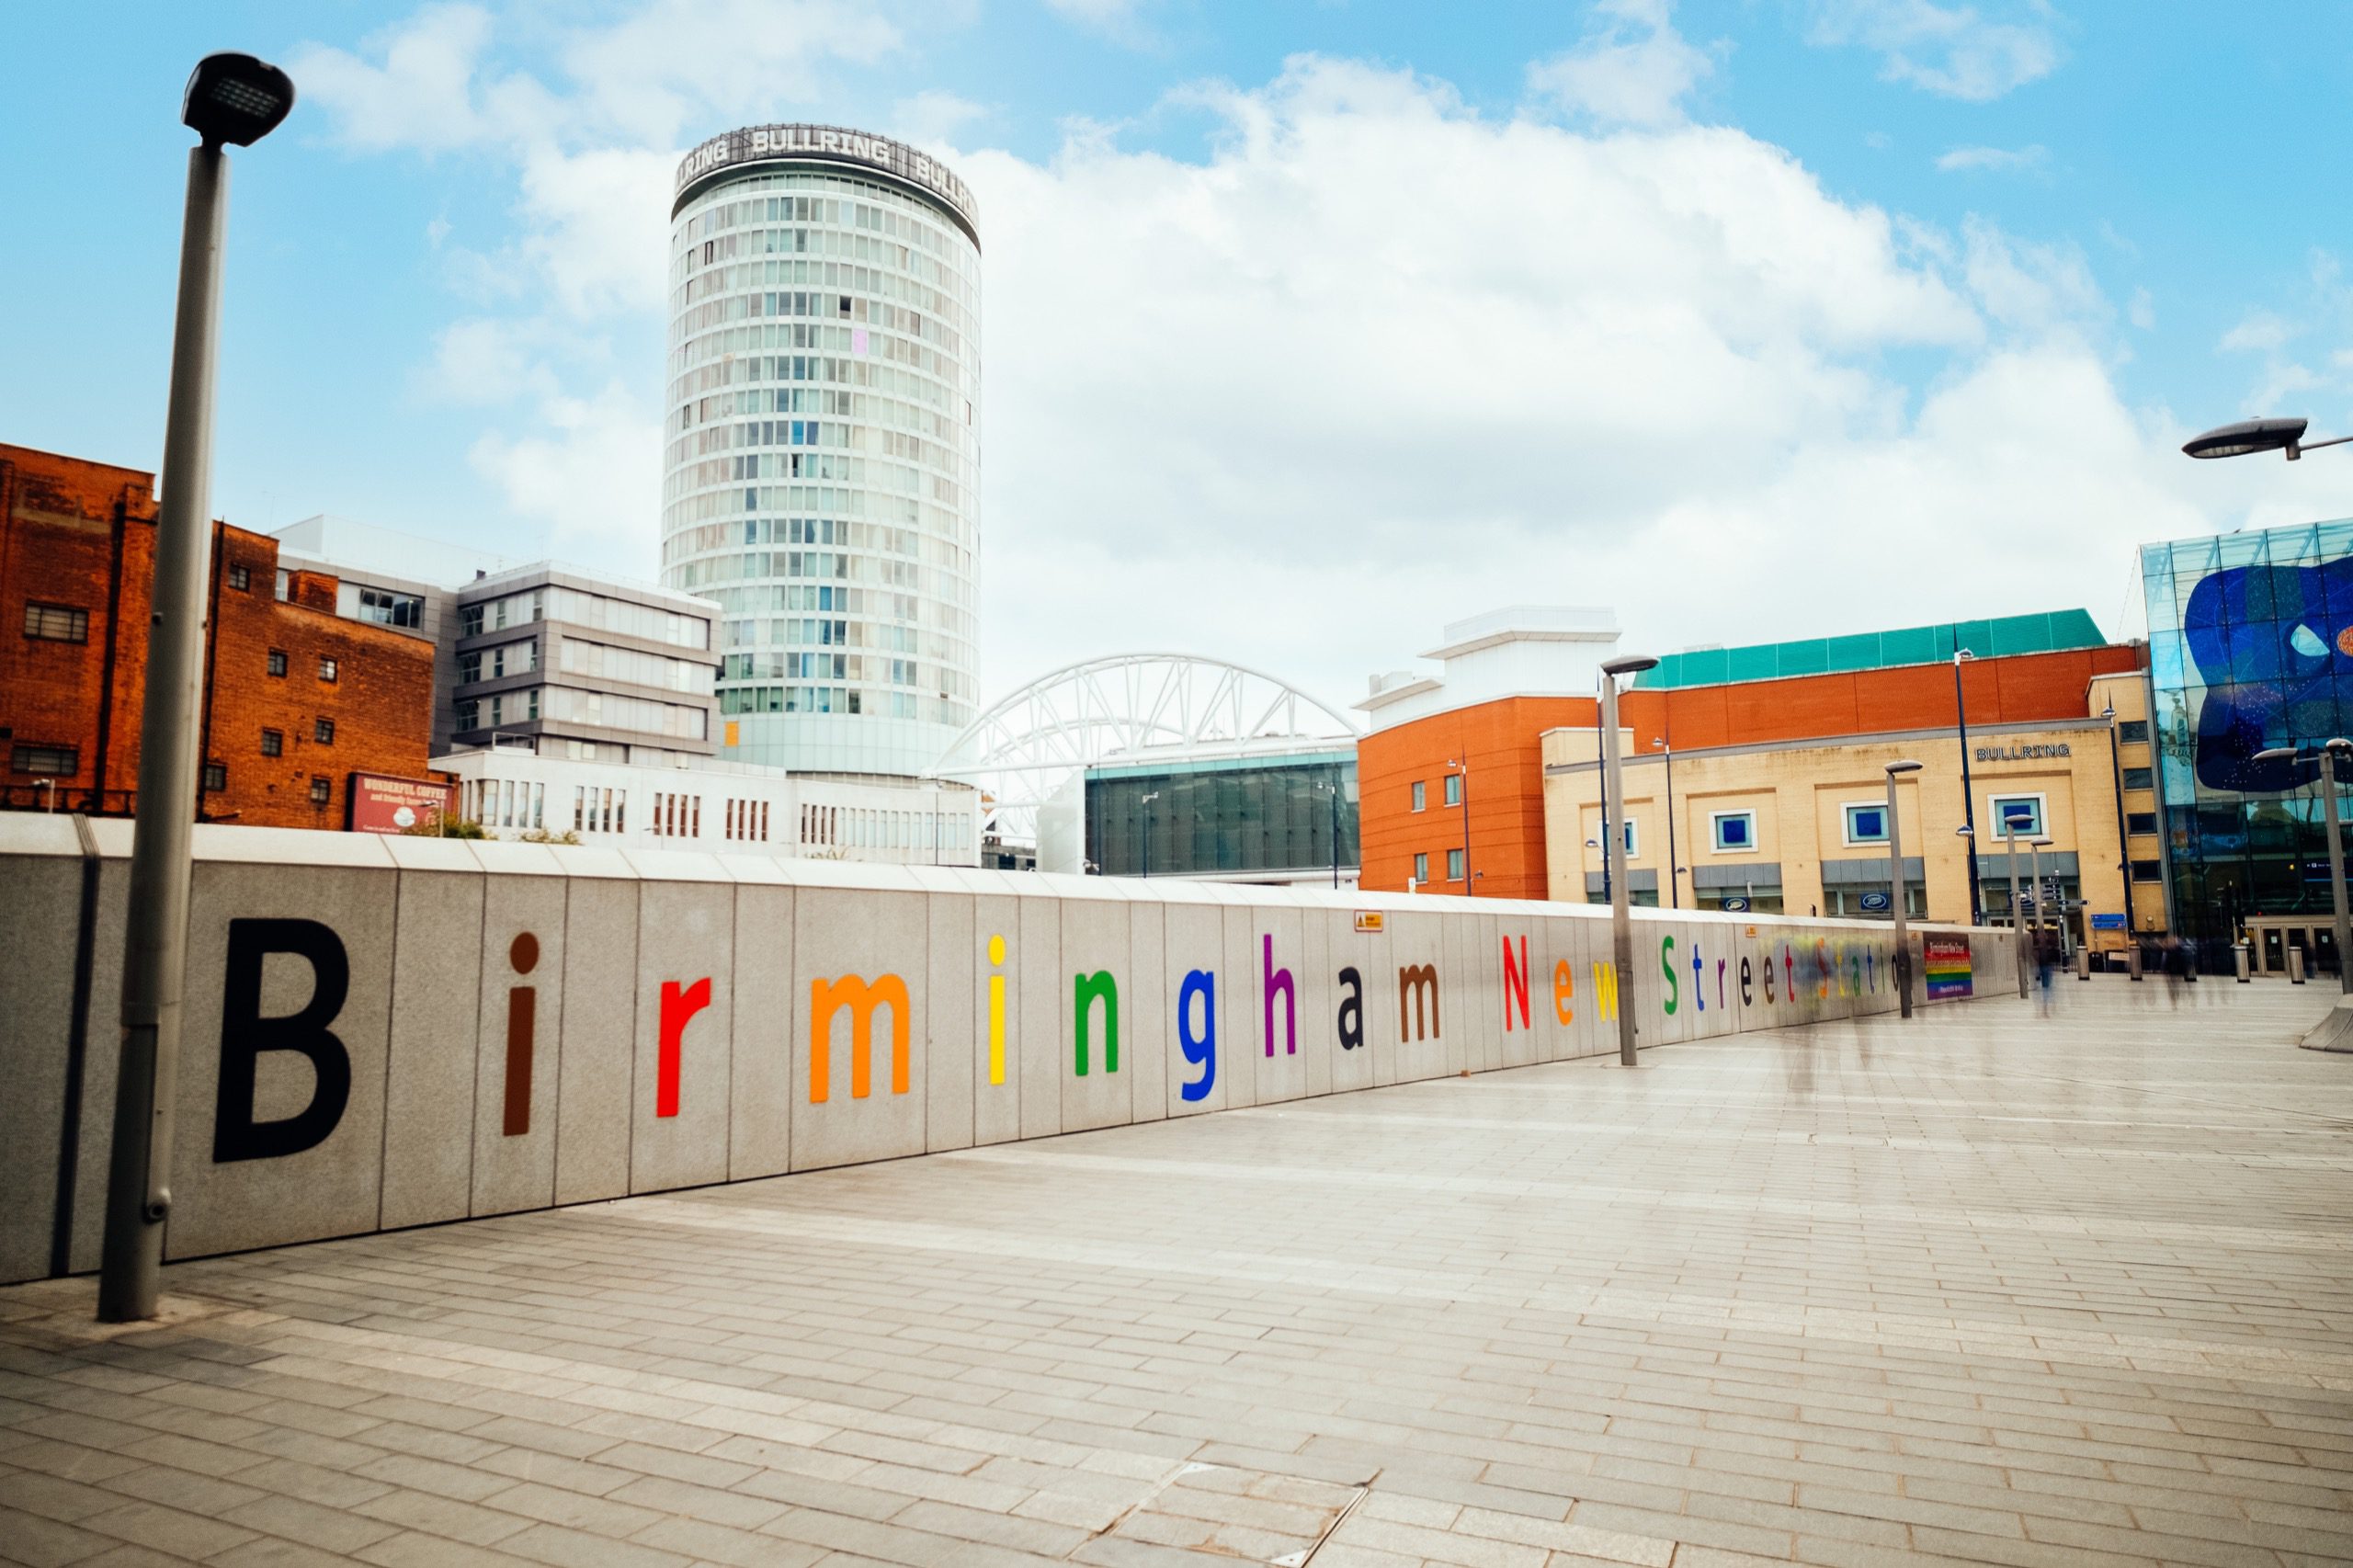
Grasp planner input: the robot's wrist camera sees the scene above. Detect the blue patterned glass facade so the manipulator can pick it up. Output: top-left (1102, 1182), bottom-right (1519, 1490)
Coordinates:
top-left (2142, 517), bottom-right (2353, 944)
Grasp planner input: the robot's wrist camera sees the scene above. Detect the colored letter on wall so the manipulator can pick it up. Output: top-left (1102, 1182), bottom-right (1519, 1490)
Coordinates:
top-left (1178, 970), bottom-right (1216, 1101)
top-left (656, 977), bottom-right (712, 1118)
top-left (1263, 935), bottom-right (1295, 1056)
top-left (987, 934), bottom-right (1006, 1085)
top-left (1660, 936), bottom-right (1678, 1016)
top-left (1739, 955), bottom-right (1754, 1007)
top-left (1074, 971), bottom-right (1119, 1075)
top-left (504, 933), bottom-right (538, 1137)
top-left (1590, 961), bottom-right (1619, 1021)
top-left (1398, 964), bottom-right (1440, 1042)
top-left (810, 974), bottom-right (910, 1102)
top-left (1336, 967), bottom-right (1363, 1050)
top-left (213, 918), bottom-right (352, 1164)
top-left (1502, 936), bottom-right (1530, 1032)
top-left (1552, 959), bottom-right (1574, 1026)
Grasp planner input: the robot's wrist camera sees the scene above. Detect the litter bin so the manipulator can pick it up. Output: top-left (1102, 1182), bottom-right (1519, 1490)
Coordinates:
top-left (2290, 947), bottom-right (2307, 984)
top-left (2235, 943), bottom-right (2252, 983)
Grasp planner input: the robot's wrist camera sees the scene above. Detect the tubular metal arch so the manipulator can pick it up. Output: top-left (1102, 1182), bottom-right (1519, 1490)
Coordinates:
top-left (935, 653), bottom-right (1360, 847)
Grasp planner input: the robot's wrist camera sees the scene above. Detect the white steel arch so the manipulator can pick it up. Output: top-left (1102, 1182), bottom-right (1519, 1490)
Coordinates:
top-left (935, 653), bottom-right (1361, 848)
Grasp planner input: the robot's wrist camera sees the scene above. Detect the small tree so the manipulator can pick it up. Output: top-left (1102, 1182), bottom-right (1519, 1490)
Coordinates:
top-left (516, 827), bottom-right (583, 846)
top-left (401, 814), bottom-right (486, 839)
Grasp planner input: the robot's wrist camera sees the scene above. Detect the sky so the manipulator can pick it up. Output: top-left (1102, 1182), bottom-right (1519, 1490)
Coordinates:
top-left (5, 0), bottom-right (2352, 717)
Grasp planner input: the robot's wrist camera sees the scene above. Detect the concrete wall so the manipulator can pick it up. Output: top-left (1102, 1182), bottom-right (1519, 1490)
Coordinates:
top-left (0, 815), bottom-right (2018, 1285)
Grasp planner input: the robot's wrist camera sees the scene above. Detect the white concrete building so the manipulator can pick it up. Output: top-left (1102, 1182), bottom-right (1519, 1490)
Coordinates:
top-left (662, 125), bottom-right (982, 779)
top-left (1355, 606), bottom-right (1624, 732)
top-left (435, 745), bottom-right (981, 865)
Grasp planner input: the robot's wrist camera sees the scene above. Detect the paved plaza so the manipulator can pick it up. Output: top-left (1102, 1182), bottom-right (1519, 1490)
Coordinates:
top-left (4, 980), bottom-right (2350, 1568)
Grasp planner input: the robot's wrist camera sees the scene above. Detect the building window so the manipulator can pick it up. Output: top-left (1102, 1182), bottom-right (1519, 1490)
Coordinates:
top-left (358, 587), bottom-right (423, 629)
top-left (2130, 858), bottom-right (2163, 882)
top-left (1447, 847), bottom-right (1465, 881)
top-left (202, 763), bottom-right (227, 792)
top-left (1410, 780), bottom-right (1425, 812)
top-left (2126, 811), bottom-right (2158, 836)
top-left (1990, 795), bottom-right (2045, 839)
top-left (23, 603), bottom-right (88, 642)
top-left (1413, 851), bottom-right (1428, 883)
top-left (11, 744), bottom-right (78, 776)
top-left (1443, 773), bottom-right (1462, 807)
top-left (309, 776), bottom-right (332, 806)
top-left (2121, 767), bottom-right (2153, 790)
top-left (318, 657), bottom-right (338, 683)
top-left (1843, 803), bottom-right (1888, 845)
top-left (314, 719), bottom-right (335, 745)
top-left (460, 604), bottom-right (484, 639)
top-left (1713, 811), bottom-right (1756, 851)
top-left (459, 652), bottom-right (480, 684)
top-left (260, 729), bottom-right (283, 757)
top-left (2118, 719), bottom-right (2149, 744)
top-left (456, 699), bottom-right (479, 733)
top-left (228, 565), bottom-right (250, 591)
top-left (267, 648), bottom-right (288, 677)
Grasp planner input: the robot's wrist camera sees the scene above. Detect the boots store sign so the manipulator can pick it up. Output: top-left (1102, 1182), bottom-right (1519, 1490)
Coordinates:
top-left (1975, 743), bottom-right (2072, 762)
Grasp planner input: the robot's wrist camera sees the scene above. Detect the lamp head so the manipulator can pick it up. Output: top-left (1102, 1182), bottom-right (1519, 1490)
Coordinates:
top-left (1600, 653), bottom-right (1660, 678)
top-left (2183, 415), bottom-right (2308, 460)
top-left (182, 53), bottom-right (295, 148)
top-left (1885, 759), bottom-right (1923, 776)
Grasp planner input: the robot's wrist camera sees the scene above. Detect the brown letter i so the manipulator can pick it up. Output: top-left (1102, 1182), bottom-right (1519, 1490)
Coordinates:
top-left (504, 933), bottom-right (539, 1136)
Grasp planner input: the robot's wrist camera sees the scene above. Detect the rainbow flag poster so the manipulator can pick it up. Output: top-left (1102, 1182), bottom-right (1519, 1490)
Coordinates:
top-left (1924, 937), bottom-right (1973, 999)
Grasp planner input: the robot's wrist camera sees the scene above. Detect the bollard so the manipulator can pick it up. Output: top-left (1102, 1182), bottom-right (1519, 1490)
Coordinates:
top-left (2290, 947), bottom-right (2306, 984)
top-left (2076, 947), bottom-right (2091, 981)
top-left (2234, 943), bottom-right (2251, 983)
top-left (2127, 945), bottom-right (2143, 981)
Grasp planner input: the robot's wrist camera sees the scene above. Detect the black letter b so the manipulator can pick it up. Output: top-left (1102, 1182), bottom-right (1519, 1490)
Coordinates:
top-left (214, 919), bottom-right (352, 1163)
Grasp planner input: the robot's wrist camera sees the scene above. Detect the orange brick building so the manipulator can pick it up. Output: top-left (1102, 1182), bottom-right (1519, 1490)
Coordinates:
top-left (1358, 609), bottom-right (2146, 900)
top-left (1, 443), bottom-right (437, 828)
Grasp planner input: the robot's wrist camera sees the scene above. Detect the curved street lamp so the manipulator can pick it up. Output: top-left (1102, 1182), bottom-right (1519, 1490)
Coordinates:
top-left (1884, 760), bottom-right (1922, 1018)
top-left (1599, 653), bottom-right (1660, 1065)
top-left (2183, 415), bottom-right (2353, 462)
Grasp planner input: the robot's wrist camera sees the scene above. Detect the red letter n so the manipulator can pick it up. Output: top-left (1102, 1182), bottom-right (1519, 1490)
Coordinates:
top-left (657, 977), bottom-right (712, 1118)
top-left (1502, 935), bottom-right (1530, 1032)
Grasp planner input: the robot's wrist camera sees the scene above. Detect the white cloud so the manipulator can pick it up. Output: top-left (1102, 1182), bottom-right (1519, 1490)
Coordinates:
top-left (1806, 0), bottom-right (2063, 101)
top-left (2220, 312), bottom-right (2293, 354)
top-left (2128, 287), bottom-right (2154, 331)
top-left (893, 89), bottom-right (987, 151)
top-left (1935, 142), bottom-right (2045, 173)
top-left (1528, 0), bottom-right (1717, 129)
top-left (470, 384), bottom-right (665, 558)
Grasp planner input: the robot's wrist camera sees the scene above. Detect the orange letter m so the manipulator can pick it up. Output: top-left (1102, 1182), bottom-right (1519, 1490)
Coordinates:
top-left (810, 973), bottom-right (911, 1102)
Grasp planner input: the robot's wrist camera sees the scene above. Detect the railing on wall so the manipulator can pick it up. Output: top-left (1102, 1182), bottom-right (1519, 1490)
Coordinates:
top-left (0, 786), bottom-right (133, 815)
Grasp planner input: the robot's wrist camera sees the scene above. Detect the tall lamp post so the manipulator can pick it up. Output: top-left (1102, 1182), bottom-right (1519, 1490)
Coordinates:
top-left (1952, 649), bottom-right (1984, 925)
top-left (2101, 705), bottom-right (2135, 943)
top-left (1445, 757), bottom-right (1472, 894)
top-left (100, 54), bottom-right (296, 1325)
top-left (1313, 774), bottom-right (1344, 890)
top-left (1884, 760), bottom-right (1922, 1017)
top-left (2001, 811), bottom-right (2032, 998)
top-left (1600, 654), bottom-right (1660, 1065)
top-left (2256, 741), bottom-right (2353, 994)
top-left (1138, 791), bottom-right (1159, 881)
top-left (2029, 835), bottom-right (2054, 955)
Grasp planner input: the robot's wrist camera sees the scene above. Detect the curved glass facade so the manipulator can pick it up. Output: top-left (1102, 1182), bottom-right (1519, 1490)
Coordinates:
top-left (662, 127), bottom-right (981, 777)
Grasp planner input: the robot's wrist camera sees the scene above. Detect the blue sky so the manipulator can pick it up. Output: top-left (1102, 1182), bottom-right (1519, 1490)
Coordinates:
top-left (5, 1), bottom-right (2351, 702)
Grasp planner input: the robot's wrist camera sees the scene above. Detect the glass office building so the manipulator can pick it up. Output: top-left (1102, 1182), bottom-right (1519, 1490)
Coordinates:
top-left (662, 126), bottom-right (982, 778)
top-left (2143, 517), bottom-right (2353, 959)
top-left (1085, 749), bottom-right (1360, 882)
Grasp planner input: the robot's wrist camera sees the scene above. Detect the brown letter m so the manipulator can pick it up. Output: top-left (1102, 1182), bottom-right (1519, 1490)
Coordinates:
top-left (810, 973), bottom-right (911, 1102)
top-left (1398, 964), bottom-right (1440, 1042)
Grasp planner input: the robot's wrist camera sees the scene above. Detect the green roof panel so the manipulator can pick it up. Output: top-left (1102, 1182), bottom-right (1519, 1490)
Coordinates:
top-left (1634, 608), bottom-right (2109, 690)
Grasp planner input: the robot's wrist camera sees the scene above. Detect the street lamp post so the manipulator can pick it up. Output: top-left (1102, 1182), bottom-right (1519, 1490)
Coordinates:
top-left (2182, 415), bottom-right (2353, 463)
top-left (1953, 650), bottom-right (1984, 925)
top-left (1885, 760), bottom-right (1922, 1018)
top-left (1600, 655), bottom-right (1659, 1065)
top-left (2101, 706), bottom-right (2135, 946)
top-left (1313, 775), bottom-right (1342, 890)
top-left (2029, 835), bottom-right (2054, 956)
top-left (2256, 741), bottom-right (2353, 994)
top-left (2002, 812), bottom-right (2031, 998)
top-left (100, 53), bottom-right (296, 1325)
top-left (1445, 758), bottom-right (1472, 894)
top-left (1138, 791), bottom-right (1159, 881)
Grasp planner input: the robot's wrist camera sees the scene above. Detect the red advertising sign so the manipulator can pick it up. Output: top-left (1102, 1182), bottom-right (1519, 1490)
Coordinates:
top-left (347, 772), bottom-right (455, 835)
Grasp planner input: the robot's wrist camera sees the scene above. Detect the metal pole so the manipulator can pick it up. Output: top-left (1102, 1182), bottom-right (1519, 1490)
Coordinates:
top-left (2029, 840), bottom-right (2045, 942)
top-left (99, 143), bottom-right (228, 1323)
top-left (1887, 773), bottom-right (1913, 1018)
top-left (2323, 745), bottom-right (2352, 994)
top-left (2106, 718), bottom-right (2134, 938)
top-left (1954, 654), bottom-right (1984, 925)
top-left (1329, 774), bottom-right (1339, 890)
top-left (1602, 676), bottom-right (1638, 1066)
top-left (1457, 765), bottom-right (1472, 895)
top-left (1662, 744), bottom-right (1678, 909)
top-left (2006, 827), bottom-right (2029, 999)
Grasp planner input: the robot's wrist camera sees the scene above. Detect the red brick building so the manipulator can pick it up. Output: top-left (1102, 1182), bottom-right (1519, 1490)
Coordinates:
top-left (1, 443), bottom-right (436, 829)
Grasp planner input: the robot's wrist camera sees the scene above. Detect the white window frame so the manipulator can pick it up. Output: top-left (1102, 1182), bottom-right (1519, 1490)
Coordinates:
top-left (1710, 809), bottom-right (1758, 854)
top-left (1842, 800), bottom-right (1891, 846)
top-left (1413, 851), bottom-right (1427, 883)
top-left (1410, 780), bottom-right (1426, 813)
top-left (1620, 818), bottom-right (1640, 860)
top-left (1446, 847), bottom-right (1465, 881)
top-left (1987, 791), bottom-right (2048, 842)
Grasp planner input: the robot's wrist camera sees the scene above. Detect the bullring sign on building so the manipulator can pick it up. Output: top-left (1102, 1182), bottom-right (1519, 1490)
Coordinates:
top-left (0, 817), bottom-right (2006, 1287)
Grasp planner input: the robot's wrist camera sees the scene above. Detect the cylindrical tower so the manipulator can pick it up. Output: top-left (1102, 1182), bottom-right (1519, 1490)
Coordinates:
top-left (663, 125), bottom-right (980, 778)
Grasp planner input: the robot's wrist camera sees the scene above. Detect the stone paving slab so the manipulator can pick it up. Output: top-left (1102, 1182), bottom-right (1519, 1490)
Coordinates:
top-left (3, 980), bottom-right (2350, 1567)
